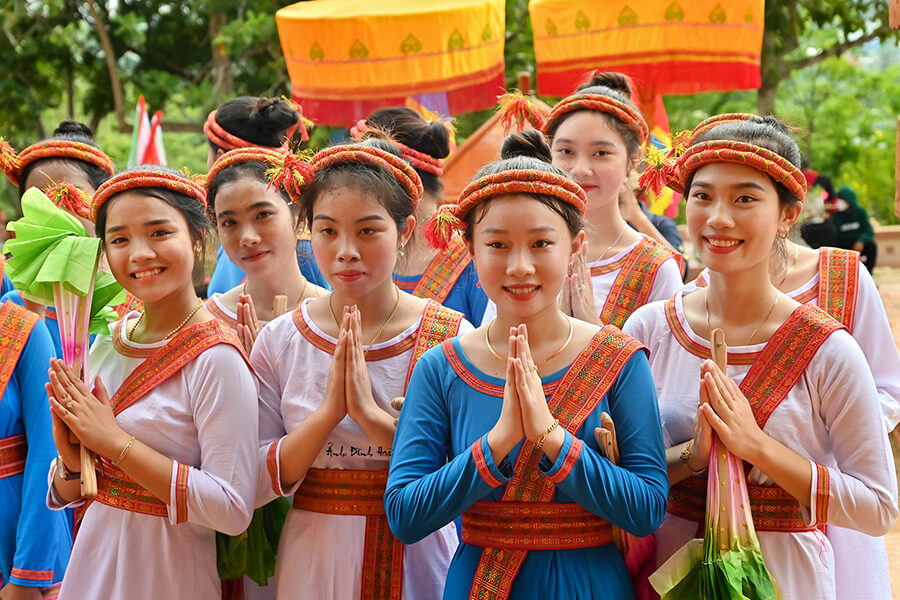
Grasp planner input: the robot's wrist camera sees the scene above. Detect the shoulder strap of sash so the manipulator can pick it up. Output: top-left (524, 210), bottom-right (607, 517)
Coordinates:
top-left (599, 236), bottom-right (680, 328)
top-left (411, 236), bottom-right (472, 303)
top-left (403, 300), bottom-right (464, 391)
top-left (817, 247), bottom-right (859, 331)
top-left (110, 319), bottom-right (248, 416)
top-left (0, 301), bottom-right (39, 401)
top-left (740, 303), bottom-right (844, 429)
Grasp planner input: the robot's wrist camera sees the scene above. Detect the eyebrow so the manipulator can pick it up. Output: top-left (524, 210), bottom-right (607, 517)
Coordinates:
top-left (105, 218), bottom-right (173, 234)
top-left (692, 180), bottom-right (768, 192)
top-left (217, 201), bottom-right (275, 217)
top-left (554, 138), bottom-right (617, 148)
top-left (312, 214), bottom-right (386, 223)
top-left (482, 226), bottom-right (558, 234)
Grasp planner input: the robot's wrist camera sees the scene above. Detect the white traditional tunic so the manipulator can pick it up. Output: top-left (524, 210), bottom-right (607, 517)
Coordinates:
top-left (482, 235), bottom-right (683, 326)
top-left (253, 298), bottom-right (472, 600)
top-left (686, 254), bottom-right (900, 599)
top-left (48, 314), bottom-right (259, 600)
top-left (624, 293), bottom-right (898, 600)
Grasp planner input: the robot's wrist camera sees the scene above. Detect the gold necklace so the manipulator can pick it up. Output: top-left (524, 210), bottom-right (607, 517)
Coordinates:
top-left (705, 290), bottom-right (779, 347)
top-left (597, 227), bottom-right (627, 261)
top-left (777, 243), bottom-right (800, 287)
top-left (485, 316), bottom-right (574, 366)
top-left (128, 299), bottom-right (205, 342)
top-left (328, 285), bottom-right (402, 346)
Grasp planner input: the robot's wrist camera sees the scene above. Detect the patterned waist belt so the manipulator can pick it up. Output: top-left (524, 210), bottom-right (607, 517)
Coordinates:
top-left (0, 434), bottom-right (27, 478)
top-left (294, 468), bottom-right (401, 600)
top-left (669, 475), bottom-right (817, 532)
top-left (462, 501), bottom-right (614, 550)
top-left (96, 458), bottom-right (167, 517)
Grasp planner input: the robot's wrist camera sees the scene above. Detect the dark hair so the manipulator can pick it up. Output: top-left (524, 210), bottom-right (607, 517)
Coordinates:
top-left (209, 97), bottom-right (300, 154)
top-left (464, 130), bottom-right (583, 238)
top-left (687, 116), bottom-right (803, 207)
top-left (301, 138), bottom-right (415, 234)
top-left (545, 72), bottom-right (642, 163)
top-left (207, 162), bottom-right (300, 227)
top-left (96, 166), bottom-right (210, 261)
top-left (19, 121), bottom-right (111, 196)
top-left (364, 107), bottom-right (450, 196)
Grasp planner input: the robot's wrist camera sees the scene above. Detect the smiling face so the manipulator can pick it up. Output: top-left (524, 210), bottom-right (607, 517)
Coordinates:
top-left (103, 191), bottom-right (199, 304)
top-left (469, 194), bottom-right (582, 321)
top-left (310, 185), bottom-right (414, 296)
top-left (550, 111), bottom-right (633, 212)
top-left (686, 162), bottom-right (802, 275)
top-left (214, 176), bottom-right (297, 279)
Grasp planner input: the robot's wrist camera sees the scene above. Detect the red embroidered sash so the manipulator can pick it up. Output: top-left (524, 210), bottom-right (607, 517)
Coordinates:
top-left (597, 237), bottom-right (680, 328)
top-left (468, 326), bottom-right (645, 600)
top-left (205, 296), bottom-right (239, 331)
top-left (462, 501), bottom-right (614, 549)
top-left (96, 320), bottom-right (247, 517)
top-left (0, 301), bottom-right (39, 401)
top-left (668, 304), bottom-right (844, 529)
top-left (817, 247), bottom-right (859, 331)
top-left (0, 434), bottom-right (27, 479)
top-left (398, 236), bottom-right (472, 303)
top-left (403, 301), bottom-right (463, 390)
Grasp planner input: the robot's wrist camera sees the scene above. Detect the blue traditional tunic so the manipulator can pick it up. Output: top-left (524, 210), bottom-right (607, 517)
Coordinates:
top-left (385, 334), bottom-right (668, 599)
top-left (1, 273), bottom-right (13, 297)
top-left (394, 261), bottom-right (487, 327)
top-left (208, 240), bottom-right (329, 296)
top-left (1, 290), bottom-right (63, 359)
top-left (0, 302), bottom-right (70, 589)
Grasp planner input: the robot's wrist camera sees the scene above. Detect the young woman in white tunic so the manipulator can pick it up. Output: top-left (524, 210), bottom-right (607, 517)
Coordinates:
top-left (623, 115), bottom-right (897, 600)
top-left (45, 168), bottom-right (259, 599)
top-left (252, 139), bottom-right (469, 600)
top-left (482, 72), bottom-right (682, 328)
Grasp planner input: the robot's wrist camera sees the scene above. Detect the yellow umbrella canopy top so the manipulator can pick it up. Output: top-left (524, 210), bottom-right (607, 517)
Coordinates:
top-left (276, 0), bottom-right (506, 126)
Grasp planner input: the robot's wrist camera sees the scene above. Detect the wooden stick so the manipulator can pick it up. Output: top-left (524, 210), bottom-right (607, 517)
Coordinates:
top-left (272, 294), bottom-right (289, 317)
top-left (895, 116), bottom-right (900, 220)
top-left (891, 0), bottom-right (900, 30)
top-left (711, 328), bottom-right (727, 371)
top-left (80, 446), bottom-right (97, 498)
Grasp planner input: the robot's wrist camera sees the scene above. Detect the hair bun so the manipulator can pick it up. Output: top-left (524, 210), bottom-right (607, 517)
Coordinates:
top-left (423, 120), bottom-right (451, 159)
top-left (252, 97), bottom-right (299, 132)
top-left (53, 120), bottom-right (95, 140)
top-left (578, 71), bottom-right (633, 100)
top-left (500, 130), bottom-right (551, 163)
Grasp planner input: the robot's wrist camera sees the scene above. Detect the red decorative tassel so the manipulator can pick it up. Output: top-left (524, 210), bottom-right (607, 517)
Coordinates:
top-left (497, 91), bottom-right (548, 133)
top-left (424, 204), bottom-right (463, 250)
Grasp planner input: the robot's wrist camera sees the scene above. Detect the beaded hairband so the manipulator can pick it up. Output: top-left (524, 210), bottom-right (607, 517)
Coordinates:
top-left (206, 147), bottom-right (313, 206)
top-left (350, 120), bottom-right (444, 177)
top-left (544, 93), bottom-right (649, 144)
top-left (425, 169), bottom-right (586, 250)
top-left (203, 101), bottom-right (310, 152)
top-left (667, 140), bottom-right (808, 200)
top-left (45, 182), bottom-right (92, 221)
top-left (312, 144), bottom-right (424, 207)
top-left (0, 138), bottom-right (115, 187)
top-left (92, 169), bottom-right (208, 222)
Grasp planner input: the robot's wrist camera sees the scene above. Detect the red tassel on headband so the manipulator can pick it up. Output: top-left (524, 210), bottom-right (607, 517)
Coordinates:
top-left (312, 144), bottom-right (424, 208)
top-left (424, 204), bottom-right (464, 250)
top-left (283, 98), bottom-right (312, 143)
top-left (497, 91), bottom-right (549, 133)
top-left (45, 182), bottom-right (92, 221)
top-left (206, 146), bottom-right (312, 205)
top-left (0, 139), bottom-right (20, 183)
top-left (93, 169), bottom-right (207, 222)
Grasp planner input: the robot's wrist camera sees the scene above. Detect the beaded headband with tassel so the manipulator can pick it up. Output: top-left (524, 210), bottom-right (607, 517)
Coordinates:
top-left (45, 182), bottom-right (93, 221)
top-left (425, 169), bottom-right (586, 250)
top-left (349, 119), bottom-right (444, 177)
top-left (543, 93), bottom-right (649, 144)
top-left (496, 91), bottom-right (550, 133)
top-left (312, 144), bottom-right (423, 208)
top-left (206, 147), bottom-right (314, 207)
top-left (92, 169), bottom-right (208, 222)
top-left (0, 138), bottom-right (115, 188)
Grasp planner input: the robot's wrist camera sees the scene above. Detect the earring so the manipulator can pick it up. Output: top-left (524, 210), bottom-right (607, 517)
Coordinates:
top-left (398, 245), bottom-right (405, 257)
top-left (777, 231), bottom-right (788, 239)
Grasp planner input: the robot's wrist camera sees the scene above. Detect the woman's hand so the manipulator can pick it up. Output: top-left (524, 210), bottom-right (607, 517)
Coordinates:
top-left (0, 581), bottom-right (43, 600)
top-left (47, 359), bottom-right (129, 460)
top-left (344, 307), bottom-right (387, 425)
top-left (487, 326), bottom-right (525, 462)
top-left (236, 293), bottom-right (263, 354)
top-left (685, 368), bottom-right (717, 472)
top-left (699, 360), bottom-right (767, 463)
top-left (560, 242), bottom-right (600, 325)
top-left (511, 326), bottom-right (555, 441)
top-left (315, 309), bottom-right (349, 427)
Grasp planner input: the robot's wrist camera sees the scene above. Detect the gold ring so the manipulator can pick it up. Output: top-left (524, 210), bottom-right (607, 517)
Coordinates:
top-left (66, 401), bottom-right (74, 410)
top-left (528, 365), bottom-right (538, 373)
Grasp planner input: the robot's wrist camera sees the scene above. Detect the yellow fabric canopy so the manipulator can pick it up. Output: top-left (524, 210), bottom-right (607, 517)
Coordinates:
top-left (276, 0), bottom-right (506, 125)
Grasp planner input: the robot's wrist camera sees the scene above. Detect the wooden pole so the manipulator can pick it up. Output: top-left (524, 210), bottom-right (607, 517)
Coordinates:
top-left (895, 116), bottom-right (899, 219)
top-left (891, 0), bottom-right (900, 29)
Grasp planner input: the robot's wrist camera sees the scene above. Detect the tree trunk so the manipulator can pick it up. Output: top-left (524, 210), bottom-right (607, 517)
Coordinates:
top-left (757, 78), bottom-right (778, 116)
top-left (210, 13), bottom-right (234, 101)
top-left (85, 0), bottom-right (127, 132)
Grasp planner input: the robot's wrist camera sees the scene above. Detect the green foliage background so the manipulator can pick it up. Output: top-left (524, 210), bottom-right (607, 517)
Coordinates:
top-left (0, 0), bottom-right (897, 224)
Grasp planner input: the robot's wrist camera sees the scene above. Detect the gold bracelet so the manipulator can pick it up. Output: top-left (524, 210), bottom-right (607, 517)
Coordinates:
top-left (115, 435), bottom-right (136, 464)
top-left (679, 440), bottom-right (706, 475)
top-left (535, 419), bottom-right (560, 453)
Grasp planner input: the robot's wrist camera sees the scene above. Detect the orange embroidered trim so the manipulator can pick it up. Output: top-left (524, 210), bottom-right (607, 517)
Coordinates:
top-left (442, 339), bottom-right (559, 398)
top-left (403, 236), bottom-right (471, 304)
top-left (817, 248), bottom-right (859, 331)
top-left (266, 439), bottom-right (283, 496)
top-left (96, 459), bottom-right (168, 518)
top-left (547, 437), bottom-right (582, 484)
top-left (0, 301), bottom-right (39, 399)
top-left (174, 462), bottom-right (190, 524)
top-left (109, 319), bottom-right (248, 416)
top-left (293, 469), bottom-right (402, 600)
top-left (816, 464), bottom-right (830, 526)
top-left (664, 298), bottom-right (759, 365)
top-left (10, 567), bottom-right (53, 583)
top-left (205, 296), bottom-right (239, 331)
top-left (402, 300), bottom-right (463, 391)
top-left (462, 501), bottom-right (614, 549)
top-left (599, 237), bottom-right (679, 328)
top-left (468, 326), bottom-right (644, 600)
top-left (113, 293), bottom-right (142, 319)
top-left (292, 306), bottom-right (416, 361)
top-left (0, 434), bottom-right (27, 479)
top-left (794, 286), bottom-right (817, 305)
top-left (472, 439), bottom-right (503, 488)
